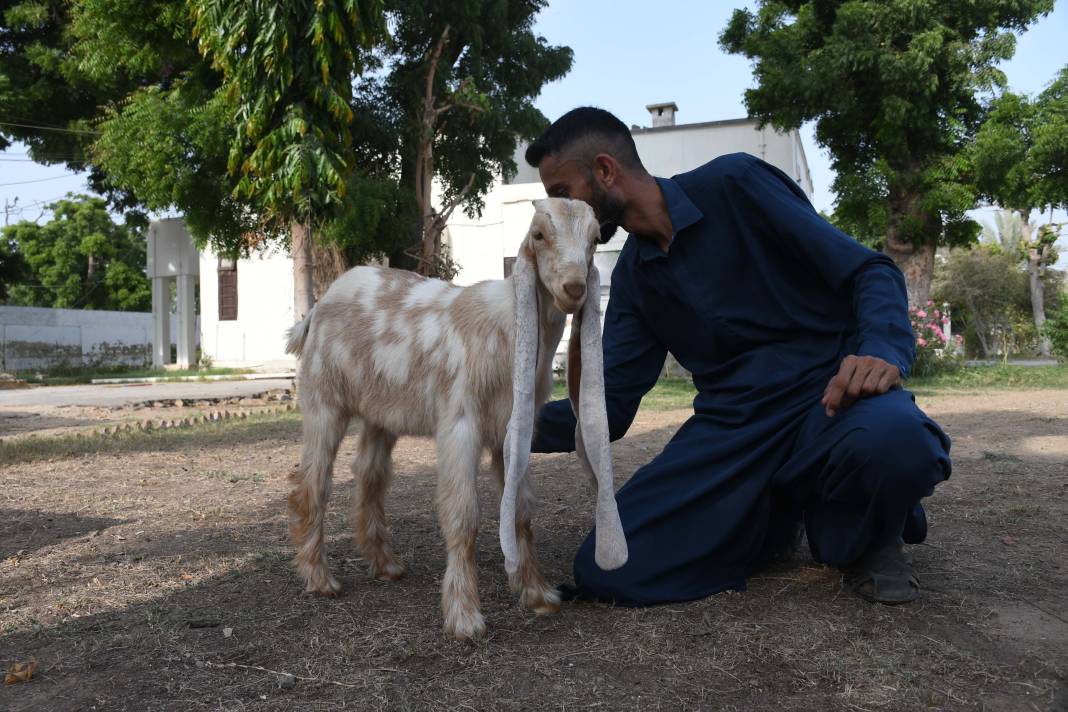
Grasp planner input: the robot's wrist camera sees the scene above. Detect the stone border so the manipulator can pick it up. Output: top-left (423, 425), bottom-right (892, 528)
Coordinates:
top-left (82, 403), bottom-right (299, 439)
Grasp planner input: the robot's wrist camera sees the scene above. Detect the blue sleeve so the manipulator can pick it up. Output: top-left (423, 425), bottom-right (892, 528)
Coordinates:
top-left (531, 261), bottom-right (667, 453)
top-left (852, 262), bottom-right (915, 377)
top-left (730, 158), bottom-right (914, 376)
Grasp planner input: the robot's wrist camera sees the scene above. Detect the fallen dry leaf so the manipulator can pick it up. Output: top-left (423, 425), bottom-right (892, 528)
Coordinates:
top-left (5, 659), bottom-right (38, 685)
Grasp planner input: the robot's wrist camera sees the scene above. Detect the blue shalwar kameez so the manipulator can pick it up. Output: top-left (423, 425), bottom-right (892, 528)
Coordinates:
top-left (531, 153), bottom-right (952, 606)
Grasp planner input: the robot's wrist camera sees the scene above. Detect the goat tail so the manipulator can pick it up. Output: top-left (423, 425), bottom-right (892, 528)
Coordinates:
top-left (285, 305), bottom-right (316, 357)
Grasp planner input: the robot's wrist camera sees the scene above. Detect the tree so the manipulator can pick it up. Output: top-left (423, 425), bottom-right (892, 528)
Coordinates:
top-left (720, 0), bottom-right (1055, 306)
top-left (380, 0), bottom-right (572, 276)
top-left (1031, 66), bottom-right (1068, 210)
top-left (933, 243), bottom-right (1063, 358)
top-left (0, 1), bottom-right (102, 163)
top-left (2, 195), bottom-right (151, 311)
top-left (191, 0), bottom-right (386, 318)
top-left (970, 67), bottom-right (1068, 356)
top-left (0, 226), bottom-right (27, 301)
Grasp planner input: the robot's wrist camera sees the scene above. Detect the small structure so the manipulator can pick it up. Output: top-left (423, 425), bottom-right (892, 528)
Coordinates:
top-left (146, 219), bottom-right (200, 368)
top-left (646, 101), bottom-right (679, 128)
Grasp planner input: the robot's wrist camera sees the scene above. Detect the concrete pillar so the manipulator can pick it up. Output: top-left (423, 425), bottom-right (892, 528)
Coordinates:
top-left (152, 276), bottom-right (172, 368)
top-left (176, 274), bottom-right (197, 369)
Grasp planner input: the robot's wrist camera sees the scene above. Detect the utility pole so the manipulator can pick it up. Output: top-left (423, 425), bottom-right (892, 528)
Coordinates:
top-left (3, 197), bottom-right (17, 225)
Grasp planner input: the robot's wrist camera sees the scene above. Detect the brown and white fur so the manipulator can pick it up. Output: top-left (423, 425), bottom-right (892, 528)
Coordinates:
top-left (285, 198), bottom-right (626, 640)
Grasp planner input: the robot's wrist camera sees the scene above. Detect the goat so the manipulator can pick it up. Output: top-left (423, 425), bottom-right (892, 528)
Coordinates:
top-left (284, 198), bottom-right (627, 640)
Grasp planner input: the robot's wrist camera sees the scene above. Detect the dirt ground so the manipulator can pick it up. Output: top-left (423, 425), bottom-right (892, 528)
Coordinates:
top-left (1, 389), bottom-right (1065, 711)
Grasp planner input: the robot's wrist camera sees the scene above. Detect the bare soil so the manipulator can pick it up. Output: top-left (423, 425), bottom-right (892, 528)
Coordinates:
top-left (1, 389), bottom-right (1065, 711)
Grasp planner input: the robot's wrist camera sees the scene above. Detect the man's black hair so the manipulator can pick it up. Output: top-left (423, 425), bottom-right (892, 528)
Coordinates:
top-left (524, 107), bottom-right (643, 170)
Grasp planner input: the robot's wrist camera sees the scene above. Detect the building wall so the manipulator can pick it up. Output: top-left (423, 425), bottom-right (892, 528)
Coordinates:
top-left (447, 118), bottom-right (812, 366)
top-left (452, 119), bottom-right (811, 286)
top-left (198, 245), bottom-right (297, 369)
top-left (0, 305), bottom-right (197, 371)
top-left (507, 118), bottom-right (812, 196)
top-left (196, 116), bottom-right (814, 369)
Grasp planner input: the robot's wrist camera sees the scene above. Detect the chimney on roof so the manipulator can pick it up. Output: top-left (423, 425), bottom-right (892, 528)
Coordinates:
top-left (646, 101), bottom-right (679, 128)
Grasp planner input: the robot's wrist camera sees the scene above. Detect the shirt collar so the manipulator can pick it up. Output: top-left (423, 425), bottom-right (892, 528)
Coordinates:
top-left (635, 177), bottom-right (703, 262)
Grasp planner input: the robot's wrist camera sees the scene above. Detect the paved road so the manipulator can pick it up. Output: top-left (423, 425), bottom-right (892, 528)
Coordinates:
top-left (0, 378), bottom-right (294, 408)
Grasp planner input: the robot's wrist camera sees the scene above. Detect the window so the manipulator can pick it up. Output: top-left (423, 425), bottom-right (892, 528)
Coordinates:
top-left (503, 256), bottom-right (517, 278)
top-left (218, 257), bottom-right (237, 321)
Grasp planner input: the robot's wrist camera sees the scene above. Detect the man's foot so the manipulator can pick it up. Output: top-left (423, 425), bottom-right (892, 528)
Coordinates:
top-left (844, 539), bottom-right (920, 605)
top-left (556, 582), bottom-right (583, 602)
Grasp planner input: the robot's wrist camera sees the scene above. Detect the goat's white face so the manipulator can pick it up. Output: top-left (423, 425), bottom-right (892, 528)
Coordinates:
top-left (525, 198), bottom-right (601, 314)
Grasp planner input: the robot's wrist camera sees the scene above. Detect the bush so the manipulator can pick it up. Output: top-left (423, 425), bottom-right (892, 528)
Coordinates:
top-left (910, 302), bottom-right (963, 377)
top-left (1044, 293), bottom-right (1068, 360)
top-left (932, 246), bottom-right (1035, 358)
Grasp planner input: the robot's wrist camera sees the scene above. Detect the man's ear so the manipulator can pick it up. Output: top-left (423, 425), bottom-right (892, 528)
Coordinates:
top-left (592, 153), bottom-right (619, 187)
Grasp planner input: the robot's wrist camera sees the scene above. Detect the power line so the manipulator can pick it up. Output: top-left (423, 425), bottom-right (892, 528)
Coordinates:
top-left (0, 174), bottom-right (85, 187)
top-left (0, 121), bottom-right (101, 136)
top-left (1, 151), bottom-right (89, 161)
top-left (0, 157), bottom-right (84, 163)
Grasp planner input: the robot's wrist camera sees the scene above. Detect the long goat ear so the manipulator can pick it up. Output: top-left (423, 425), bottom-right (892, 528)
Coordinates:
top-left (568, 264), bottom-right (628, 570)
top-left (500, 243), bottom-right (538, 576)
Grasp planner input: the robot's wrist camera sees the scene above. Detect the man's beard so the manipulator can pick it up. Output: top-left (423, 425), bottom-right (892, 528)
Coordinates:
top-left (590, 181), bottom-right (625, 244)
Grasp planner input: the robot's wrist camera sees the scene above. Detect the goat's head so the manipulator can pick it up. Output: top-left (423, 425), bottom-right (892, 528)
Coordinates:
top-left (522, 198), bottom-right (600, 314)
top-left (500, 197), bottom-right (628, 577)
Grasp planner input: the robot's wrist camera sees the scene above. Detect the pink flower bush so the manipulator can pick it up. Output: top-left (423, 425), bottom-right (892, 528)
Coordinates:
top-left (909, 304), bottom-right (960, 377)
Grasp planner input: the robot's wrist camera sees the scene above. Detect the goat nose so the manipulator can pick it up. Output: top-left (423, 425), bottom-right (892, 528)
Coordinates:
top-left (563, 281), bottom-right (586, 301)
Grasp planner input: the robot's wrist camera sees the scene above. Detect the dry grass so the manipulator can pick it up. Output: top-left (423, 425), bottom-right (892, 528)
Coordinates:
top-left (0, 391), bottom-right (1065, 711)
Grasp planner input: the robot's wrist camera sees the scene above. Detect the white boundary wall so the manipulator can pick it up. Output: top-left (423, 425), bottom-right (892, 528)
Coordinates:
top-left (0, 306), bottom-right (197, 371)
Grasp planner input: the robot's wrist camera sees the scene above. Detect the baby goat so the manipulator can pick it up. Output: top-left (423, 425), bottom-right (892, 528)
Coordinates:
top-left (284, 198), bottom-right (627, 640)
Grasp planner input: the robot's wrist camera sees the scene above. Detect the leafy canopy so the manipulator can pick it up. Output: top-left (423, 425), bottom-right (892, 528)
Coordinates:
top-left (720, 0), bottom-right (1055, 247)
top-left (191, 0), bottom-right (386, 226)
top-left (2, 195), bottom-right (151, 311)
top-left (970, 65), bottom-right (1068, 217)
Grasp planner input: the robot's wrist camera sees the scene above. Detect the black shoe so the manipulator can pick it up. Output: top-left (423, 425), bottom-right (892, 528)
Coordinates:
top-left (556, 582), bottom-right (583, 602)
top-left (843, 539), bottom-right (920, 605)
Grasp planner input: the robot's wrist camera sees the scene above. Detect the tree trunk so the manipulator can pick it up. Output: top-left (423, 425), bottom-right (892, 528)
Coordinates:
top-left (416, 135), bottom-right (439, 277)
top-left (1028, 252), bottom-right (1051, 357)
top-left (884, 229), bottom-right (935, 307)
top-left (312, 242), bottom-right (349, 299)
top-left (883, 189), bottom-right (937, 308)
top-left (292, 221), bottom-right (315, 320)
top-left (1019, 210), bottom-right (1052, 357)
top-left (964, 293), bottom-right (991, 359)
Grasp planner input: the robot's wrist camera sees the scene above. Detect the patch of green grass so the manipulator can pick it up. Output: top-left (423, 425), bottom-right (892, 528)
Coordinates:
top-left (16, 365), bottom-right (256, 386)
top-left (0, 410), bottom-right (300, 466)
top-left (552, 377), bottom-right (696, 411)
top-left (906, 363), bottom-right (1068, 394)
top-left (549, 364), bottom-right (1068, 412)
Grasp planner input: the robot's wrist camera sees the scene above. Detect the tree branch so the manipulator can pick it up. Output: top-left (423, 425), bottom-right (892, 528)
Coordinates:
top-left (437, 173), bottom-right (477, 226)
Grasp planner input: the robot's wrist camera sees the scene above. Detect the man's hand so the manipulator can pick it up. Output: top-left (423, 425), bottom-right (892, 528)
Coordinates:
top-left (822, 355), bottom-right (901, 417)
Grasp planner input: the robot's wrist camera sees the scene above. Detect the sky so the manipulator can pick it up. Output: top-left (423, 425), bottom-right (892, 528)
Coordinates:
top-left (2, 0), bottom-right (1067, 236)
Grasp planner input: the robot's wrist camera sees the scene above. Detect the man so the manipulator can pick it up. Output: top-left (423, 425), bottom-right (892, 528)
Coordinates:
top-left (528, 107), bottom-right (951, 606)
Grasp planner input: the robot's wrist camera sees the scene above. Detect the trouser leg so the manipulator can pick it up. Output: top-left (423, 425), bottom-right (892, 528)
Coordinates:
top-left (572, 414), bottom-right (796, 606)
top-left (782, 389), bottom-right (952, 567)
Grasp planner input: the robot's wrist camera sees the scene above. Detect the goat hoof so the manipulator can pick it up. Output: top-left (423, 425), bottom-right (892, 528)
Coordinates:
top-left (522, 586), bottom-right (561, 615)
top-left (444, 609), bottom-right (486, 641)
top-left (303, 571), bottom-right (343, 597)
top-left (372, 561), bottom-right (405, 581)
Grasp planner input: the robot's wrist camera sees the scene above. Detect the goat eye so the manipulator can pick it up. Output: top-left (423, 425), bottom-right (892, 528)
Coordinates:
top-left (533, 231), bottom-right (544, 241)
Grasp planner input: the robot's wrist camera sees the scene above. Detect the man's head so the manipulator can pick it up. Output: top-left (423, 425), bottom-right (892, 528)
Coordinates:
top-left (525, 107), bottom-right (646, 243)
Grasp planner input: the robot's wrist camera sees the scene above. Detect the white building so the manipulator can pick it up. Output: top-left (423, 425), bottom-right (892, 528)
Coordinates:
top-left (198, 104), bottom-right (813, 369)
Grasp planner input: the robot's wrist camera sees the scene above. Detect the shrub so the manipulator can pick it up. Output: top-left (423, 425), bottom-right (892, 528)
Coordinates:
top-left (1044, 293), bottom-right (1068, 360)
top-left (910, 302), bottom-right (963, 377)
